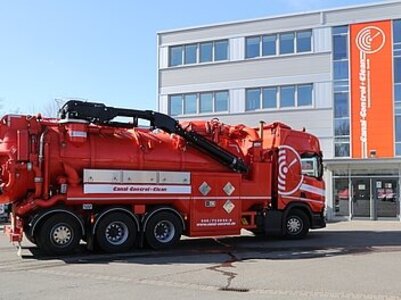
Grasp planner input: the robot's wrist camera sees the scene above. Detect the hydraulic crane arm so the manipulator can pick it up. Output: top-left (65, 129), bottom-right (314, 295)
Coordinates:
top-left (58, 100), bottom-right (249, 173)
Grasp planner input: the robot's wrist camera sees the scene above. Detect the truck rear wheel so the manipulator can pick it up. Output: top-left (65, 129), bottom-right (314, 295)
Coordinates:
top-left (145, 211), bottom-right (182, 249)
top-left (37, 214), bottom-right (82, 255)
top-left (95, 212), bottom-right (137, 253)
top-left (284, 209), bottom-right (310, 239)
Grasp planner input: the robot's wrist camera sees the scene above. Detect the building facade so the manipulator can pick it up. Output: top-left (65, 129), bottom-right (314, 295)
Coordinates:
top-left (157, 1), bottom-right (401, 221)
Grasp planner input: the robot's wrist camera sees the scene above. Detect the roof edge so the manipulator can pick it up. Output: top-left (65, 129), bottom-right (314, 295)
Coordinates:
top-left (157, 0), bottom-right (398, 35)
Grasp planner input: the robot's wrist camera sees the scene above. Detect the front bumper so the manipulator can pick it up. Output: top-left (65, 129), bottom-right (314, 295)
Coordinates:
top-left (311, 212), bottom-right (326, 229)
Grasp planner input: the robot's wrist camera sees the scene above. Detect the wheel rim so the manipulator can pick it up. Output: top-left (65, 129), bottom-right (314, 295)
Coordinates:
top-left (50, 224), bottom-right (73, 247)
top-left (153, 220), bottom-right (175, 243)
top-left (286, 216), bottom-right (303, 235)
top-left (105, 221), bottom-right (129, 246)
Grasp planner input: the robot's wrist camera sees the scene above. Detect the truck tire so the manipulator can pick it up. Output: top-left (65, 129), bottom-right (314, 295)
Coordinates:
top-left (36, 214), bottom-right (82, 255)
top-left (145, 211), bottom-right (182, 249)
top-left (24, 230), bottom-right (37, 245)
top-left (95, 212), bottom-right (137, 253)
top-left (284, 209), bottom-right (310, 239)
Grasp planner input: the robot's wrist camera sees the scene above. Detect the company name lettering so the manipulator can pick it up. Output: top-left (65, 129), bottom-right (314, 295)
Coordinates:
top-left (113, 186), bottom-right (167, 192)
top-left (359, 49), bottom-right (369, 149)
top-left (83, 184), bottom-right (192, 194)
top-left (359, 52), bottom-right (368, 143)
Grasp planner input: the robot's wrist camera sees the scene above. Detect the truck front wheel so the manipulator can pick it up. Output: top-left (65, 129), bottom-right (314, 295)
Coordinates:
top-left (145, 212), bottom-right (182, 249)
top-left (284, 209), bottom-right (310, 239)
top-left (37, 214), bottom-right (82, 255)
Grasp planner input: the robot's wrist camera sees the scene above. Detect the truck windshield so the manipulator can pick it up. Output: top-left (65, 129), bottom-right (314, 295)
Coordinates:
top-left (301, 156), bottom-right (323, 179)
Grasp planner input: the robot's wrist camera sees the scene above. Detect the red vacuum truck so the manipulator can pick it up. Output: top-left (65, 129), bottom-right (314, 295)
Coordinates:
top-left (0, 100), bottom-right (325, 255)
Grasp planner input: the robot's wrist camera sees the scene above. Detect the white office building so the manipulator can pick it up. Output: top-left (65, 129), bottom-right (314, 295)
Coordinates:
top-left (157, 1), bottom-right (401, 221)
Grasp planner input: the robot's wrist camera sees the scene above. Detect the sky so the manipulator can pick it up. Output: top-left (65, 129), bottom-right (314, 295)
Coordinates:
top-left (0, 0), bottom-right (389, 116)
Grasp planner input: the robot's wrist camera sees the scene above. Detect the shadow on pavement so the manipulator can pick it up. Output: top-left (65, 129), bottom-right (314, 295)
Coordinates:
top-left (20, 230), bottom-right (401, 265)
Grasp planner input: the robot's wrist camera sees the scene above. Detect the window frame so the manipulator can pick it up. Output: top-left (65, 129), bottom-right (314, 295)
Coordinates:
top-left (169, 91), bottom-right (229, 116)
top-left (245, 29), bottom-right (312, 60)
top-left (169, 39), bottom-right (229, 67)
top-left (245, 84), bottom-right (313, 111)
top-left (332, 25), bottom-right (351, 158)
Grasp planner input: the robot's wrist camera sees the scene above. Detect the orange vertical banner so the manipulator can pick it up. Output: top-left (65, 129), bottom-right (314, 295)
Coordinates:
top-left (350, 20), bottom-right (394, 158)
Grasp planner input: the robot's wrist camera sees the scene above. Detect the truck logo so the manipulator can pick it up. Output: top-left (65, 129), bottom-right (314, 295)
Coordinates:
top-left (278, 145), bottom-right (304, 196)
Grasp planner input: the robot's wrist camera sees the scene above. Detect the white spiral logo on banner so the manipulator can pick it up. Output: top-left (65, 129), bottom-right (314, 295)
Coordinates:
top-left (356, 26), bottom-right (385, 54)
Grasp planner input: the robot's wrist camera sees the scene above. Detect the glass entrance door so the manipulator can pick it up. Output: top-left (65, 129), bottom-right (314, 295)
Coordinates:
top-left (351, 178), bottom-right (370, 217)
top-left (373, 178), bottom-right (399, 218)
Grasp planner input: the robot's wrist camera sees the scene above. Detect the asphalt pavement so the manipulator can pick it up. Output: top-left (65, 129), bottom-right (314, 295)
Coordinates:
top-left (1, 221), bottom-right (401, 300)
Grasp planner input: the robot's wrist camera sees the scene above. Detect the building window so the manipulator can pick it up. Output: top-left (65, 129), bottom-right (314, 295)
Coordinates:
top-left (262, 87), bottom-right (277, 109)
top-left (262, 35), bottom-right (277, 56)
top-left (169, 46), bottom-right (183, 67)
top-left (184, 44), bottom-right (197, 64)
top-left (279, 32), bottom-right (295, 54)
top-left (333, 25), bottom-right (350, 157)
top-left (297, 84), bottom-right (313, 106)
top-left (280, 85), bottom-right (295, 107)
top-left (169, 40), bottom-right (229, 67)
top-left (200, 42), bottom-right (213, 63)
top-left (245, 89), bottom-right (260, 111)
top-left (395, 84), bottom-right (401, 102)
top-left (214, 40), bottom-right (229, 61)
top-left (169, 95), bottom-right (183, 116)
top-left (395, 114), bottom-right (401, 155)
top-left (169, 91), bottom-right (229, 116)
top-left (395, 57), bottom-right (401, 83)
top-left (394, 19), bottom-right (401, 44)
top-left (335, 139), bottom-right (350, 157)
top-left (333, 34), bottom-right (348, 60)
top-left (184, 94), bottom-right (197, 114)
top-left (215, 91), bottom-right (229, 112)
top-left (245, 37), bottom-right (260, 58)
top-left (333, 61), bottom-right (349, 80)
top-left (334, 118), bottom-right (350, 136)
top-left (334, 177), bottom-right (350, 217)
top-left (200, 92), bottom-right (213, 113)
top-left (334, 93), bottom-right (349, 118)
top-left (245, 30), bottom-right (311, 59)
top-left (245, 84), bottom-right (313, 111)
top-left (394, 20), bottom-right (401, 155)
top-left (296, 31), bottom-right (312, 53)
